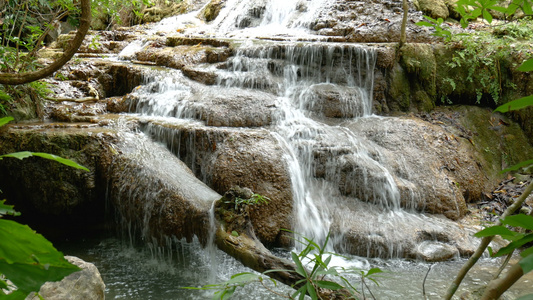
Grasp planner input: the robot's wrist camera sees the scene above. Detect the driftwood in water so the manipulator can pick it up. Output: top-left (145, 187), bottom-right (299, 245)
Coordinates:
top-left (212, 187), bottom-right (351, 299)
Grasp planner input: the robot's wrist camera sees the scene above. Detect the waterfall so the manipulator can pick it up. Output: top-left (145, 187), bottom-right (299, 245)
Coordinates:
top-left (210, 42), bottom-right (407, 249)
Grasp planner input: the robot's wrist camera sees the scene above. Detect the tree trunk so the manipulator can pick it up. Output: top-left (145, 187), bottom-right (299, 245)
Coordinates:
top-left (399, 0), bottom-right (408, 49)
top-left (0, 0), bottom-right (91, 85)
top-left (480, 263), bottom-right (524, 300)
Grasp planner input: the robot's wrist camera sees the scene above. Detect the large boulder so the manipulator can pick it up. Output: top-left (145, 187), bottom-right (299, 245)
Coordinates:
top-left (27, 256), bottom-right (105, 300)
top-left (139, 120), bottom-right (294, 245)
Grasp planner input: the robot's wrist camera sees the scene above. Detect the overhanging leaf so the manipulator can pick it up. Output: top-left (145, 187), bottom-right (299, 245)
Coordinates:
top-left (521, 246), bottom-right (533, 258)
top-left (0, 199), bottom-right (20, 217)
top-left (501, 159), bottom-right (533, 173)
top-left (292, 285), bottom-right (307, 300)
top-left (519, 253), bottom-right (533, 273)
top-left (494, 95), bottom-right (533, 113)
top-left (494, 234), bottom-right (533, 257)
top-left (518, 58), bottom-right (533, 72)
top-left (0, 152), bottom-right (89, 171)
top-left (365, 267), bottom-right (384, 277)
top-left (306, 282), bottom-right (317, 300)
top-left (515, 294), bottom-right (533, 300)
top-left (0, 116), bottom-right (14, 127)
top-left (0, 219), bottom-right (80, 293)
top-left (226, 272), bottom-right (260, 286)
top-left (292, 252), bottom-right (307, 278)
top-left (501, 214), bottom-right (533, 231)
top-left (315, 280), bottom-right (343, 290)
top-left (474, 225), bottom-right (519, 239)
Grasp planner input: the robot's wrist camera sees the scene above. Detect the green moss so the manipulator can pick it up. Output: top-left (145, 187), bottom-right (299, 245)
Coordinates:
top-left (400, 43), bottom-right (437, 84)
top-left (413, 90), bottom-right (435, 112)
top-left (388, 64), bottom-right (411, 111)
top-left (453, 106), bottom-right (533, 178)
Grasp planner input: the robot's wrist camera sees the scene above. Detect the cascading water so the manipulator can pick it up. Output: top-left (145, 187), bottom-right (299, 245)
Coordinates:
top-left (74, 0), bottom-right (533, 298)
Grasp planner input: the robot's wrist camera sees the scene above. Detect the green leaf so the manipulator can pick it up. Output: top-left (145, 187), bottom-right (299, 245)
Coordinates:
top-left (518, 58), bottom-right (533, 72)
top-left (519, 253), bottom-right (533, 273)
top-left (0, 219), bottom-right (80, 293)
top-left (315, 280), bottom-right (343, 290)
top-left (292, 252), bottom-right (307, 278)
top-left (307, 282), bottom-right (318, 300)
top-left (515, 294), bottom-right (533, 300)
top-left (482, 9), bottom-right (492, 23)
top-left (292, 285), bottom-right (307, 300)
top-left (501, 159), bottom-right (533, 173)
top-left (226, 272), bottom-right (260, 286)
top-left (0, 116), bottom-right (13, 127)
top-left (0, 278), bottom-right (8, 289)
top-left (231, 231), bottom-right (239, 237)
top-left (494, 234), bottom-right (533, 257)
top-left (365, 267), bottom-right (384, 277)
top-left (490, 5), bottom-right (509, 13)
top-left (0, 199), bottom-right (21, 217)
top-left (0, 152), bottom-right (89, 171)
top-left (474, 225), bottom-right (519, 239)
top-left (501, 214), bottom-right (533, 231)
top-left (415, 21), bottom-right (435, 27)
top-left (521, 246), bottom-right (533, 258)
top-left (494, 95), bottom-right (533, 113)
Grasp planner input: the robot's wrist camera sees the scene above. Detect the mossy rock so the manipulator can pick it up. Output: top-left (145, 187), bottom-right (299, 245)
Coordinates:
top-left (453, 106), bottom-right (533, 177)
top-left (413, 0), bottom-right (450, 20)
top-left (201, 0), bottom-right (226, 22)
top-left (413, 90), bottom-right (435, 112)
top-left (400, 43), bottom-right (436, 84)
top-left (387, 63), bottom-right (411, 112)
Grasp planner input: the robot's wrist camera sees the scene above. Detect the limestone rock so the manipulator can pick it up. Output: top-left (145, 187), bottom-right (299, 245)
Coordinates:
top-left (415, 240), bottom-right (459, 262)
top-left (414, 0), bottom-right (450, 20)
top-left (27, 256), bottom-right (105, 300)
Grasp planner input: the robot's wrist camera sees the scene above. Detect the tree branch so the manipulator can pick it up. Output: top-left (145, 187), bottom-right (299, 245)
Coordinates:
top-left (480, 262), bottom-right (524, 299)
top-left (445, 180), bottom-right (533, 299)
top-left (0, 0), bottom-right (91, 85)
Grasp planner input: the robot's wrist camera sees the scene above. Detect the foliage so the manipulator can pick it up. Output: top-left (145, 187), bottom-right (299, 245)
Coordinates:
top-left (185, 232), bottom-right (383, 299)
top-left (225, 193), bottom-right (270, 211)
top-left (0, 0), bottom-right (80, 74)
top-left (475, 214), bottom-right (533, 273)
top-left (415, 16), bottom-right (454, 42)
top-left (91, 0), bottom-right (153, 28)
top-left (0, 116), bottom-right (88, 298)
top-left (415, 0), bottom-right (533, 105)
top-left (494, 58), bottom-right (533, 113)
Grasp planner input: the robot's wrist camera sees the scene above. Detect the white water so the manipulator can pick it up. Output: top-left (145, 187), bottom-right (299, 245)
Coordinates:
top-left (102, 1), bottom-right (526, 298)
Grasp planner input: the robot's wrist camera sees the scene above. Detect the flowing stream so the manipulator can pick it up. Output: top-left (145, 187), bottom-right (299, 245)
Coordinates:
top-left (56, 0), bottom-right (533, 298)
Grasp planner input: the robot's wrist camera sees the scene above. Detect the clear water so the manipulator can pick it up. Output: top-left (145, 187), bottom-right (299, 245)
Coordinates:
top-left (56, 235), bottom-right (533, 299)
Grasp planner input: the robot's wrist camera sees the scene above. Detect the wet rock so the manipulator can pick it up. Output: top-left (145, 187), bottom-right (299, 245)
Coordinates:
top-left (340, 116), bottom-right (485, 219)
top-left (102, 129), bottom-right (221, 243)
top-left (28, 256), bottom-right (105, 300)
top-left (136, 45), bottom-right (231, 69)
top-left (331, 202), bottom-right (477, 259)
top-left (415, 240), bottom-right (458, 262)
top-left (210, 130), bottom-right (293, 244)
top-left (193, 87), bottom-right (276, 127)
top-left (0, 125), bottom-right (117, 234)
top-left (182, 65), bottom-right (219, 85)
top-left (200, 0), bottom-right (227, 22)
top-left (306, 83), bottom-right (369, 118)
top-left (140, 122), bottom-right (293, 246)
